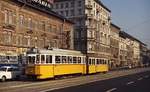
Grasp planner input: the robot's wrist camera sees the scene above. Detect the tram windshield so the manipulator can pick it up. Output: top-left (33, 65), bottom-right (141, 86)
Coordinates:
top-left (28, 56), bottom-right (35, 64)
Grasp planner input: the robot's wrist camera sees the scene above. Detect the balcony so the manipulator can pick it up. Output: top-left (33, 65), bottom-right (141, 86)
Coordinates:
top-left (87, 35), bottom-right (96, 41)
top-left (85, 4), bottom-right (93, 9)
top-left (87, 25), bottom-right (96, 29)
top-left (96, 7), bottom-right (101, 12)
top-left (3, 24), bottom-right (16, 31)
top-left (86, 14), bottom-right (94, 19)
top-left (26, 29), bottom-right (33, 34)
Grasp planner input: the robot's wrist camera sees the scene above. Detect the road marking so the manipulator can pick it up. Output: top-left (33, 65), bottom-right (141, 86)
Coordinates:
top-left (106, 88), bottom-right (117, 92)
top-left (144, 75), bottom-right (149, 78)
top-left (138, 77), bottom-right (143, 80)
top-left (126, 81), bottom-right (135, 85)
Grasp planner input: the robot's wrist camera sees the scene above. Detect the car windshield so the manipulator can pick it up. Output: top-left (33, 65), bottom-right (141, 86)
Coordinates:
top-left (0, 67), bottom-right (7, 71)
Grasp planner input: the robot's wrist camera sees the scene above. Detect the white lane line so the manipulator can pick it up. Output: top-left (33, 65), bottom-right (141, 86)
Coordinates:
top-left (138, 77), bottom-right (143, 81)
top-left (144, 75), bottom-right (149, 78)
top-left (106, 88), bottom-right (117, 92)
top-left (126, 81), bottom-right (135, 85)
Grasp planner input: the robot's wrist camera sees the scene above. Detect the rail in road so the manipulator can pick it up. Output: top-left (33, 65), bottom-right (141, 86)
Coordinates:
top-left (0, 67), bottom-right (150, 92)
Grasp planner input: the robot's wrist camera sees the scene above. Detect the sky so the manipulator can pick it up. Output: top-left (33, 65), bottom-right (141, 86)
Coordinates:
top-left (101, 0), bottom-right (150, 48)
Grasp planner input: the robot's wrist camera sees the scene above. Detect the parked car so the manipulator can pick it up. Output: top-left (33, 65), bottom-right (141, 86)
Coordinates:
top-left (0, 66), bottom-right (21, 82)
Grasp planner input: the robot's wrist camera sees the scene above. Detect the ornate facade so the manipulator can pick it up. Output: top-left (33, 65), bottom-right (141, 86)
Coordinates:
top-left (0, 0), bottom-right (74, 56)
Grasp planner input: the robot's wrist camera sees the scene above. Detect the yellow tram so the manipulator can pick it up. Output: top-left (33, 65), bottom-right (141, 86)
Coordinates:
top-left (25, 48), bottom-right (109, 79)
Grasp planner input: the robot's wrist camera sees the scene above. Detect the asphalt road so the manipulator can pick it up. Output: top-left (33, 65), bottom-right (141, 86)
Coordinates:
top-left (0, 68), bottom-right (150, 92)
top-left (50, 71), bottom-right (150, 92)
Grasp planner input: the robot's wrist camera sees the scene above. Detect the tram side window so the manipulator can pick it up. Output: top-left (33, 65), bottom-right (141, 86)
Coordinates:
top-left (97, 59), bottom-right (99, 64)
top-left (68, 56), bottom-right (72, 63)
top-left (83, 57), bottom-right (86, 64)
top-left (46, 55), bottom-right (52, 64)
top-left (92, 59), bottom-right (95, 65)
top-left (36, 55), bottom-right (40, 64)
top-left (104, 60), bottom-right (107, 64)
top-left (62, 56), bottom-right (67, 63)
top-left (55, 56), bottom-right (61, 64)
top-left (73, 57), bottom-right (77, 63)
top-left (28, 56), bottom-right (35, 64)
top-left (98, 59), bottom-right (100, 64)
top-left (78, 57), bottom-right (81, 63)
top-left (41, 55), bottom-right (45, 64)
top-left (102, 60), bottom-right (104, 64)
top-left (89, 59), bottom-right (92, 65)
top-left (82, 57), bottom-right (84, 64)
top-left (100, 59), bottom-right (102, 64)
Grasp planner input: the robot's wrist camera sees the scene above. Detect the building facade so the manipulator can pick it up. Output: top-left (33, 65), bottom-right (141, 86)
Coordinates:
top-left (119, 31), bottom-right (141, 67)
top-left (140, 43), bottom-right (149, 66)
top-left (119, 32), bottom-right (128, 67)
top-left (110, 23), bottom-right (120, 68)
top-left (53, 0), bottom-right (111, 63)
top-left (0, 0), bottom-right (74, 64)
top-left (132, 40), bottom-right (140, 66)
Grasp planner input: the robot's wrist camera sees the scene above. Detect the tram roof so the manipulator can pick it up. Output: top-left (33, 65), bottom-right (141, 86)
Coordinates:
top-left (28, 48), bottom-right (84, 56)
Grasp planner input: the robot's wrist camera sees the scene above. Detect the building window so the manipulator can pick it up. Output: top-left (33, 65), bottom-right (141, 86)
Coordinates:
top-left (70, 1), bottom-right (74, 7)
top-left (0, 33), bottom-right (4, 44)
top-left (60, 3), bottom-right (64, 8)
top-left (55, 3), bottom-right (59, 9)
top-left (65, 10), bottom-right (69, 16)
top-left (78, 9), bottom-right (82, 15)
top-left (65, 2), bottom-right (69, 8)
top-left (60, 11), bottom-right (64, 15)
top-left (27, 37), bottom-right (31, 46)
top-left (4, 9), bottom-right (15, 25)
top-left (18, 35), bottom-right (23, 46)
top-left (4, 10), bottom-right (9, 24)
top-left (78, 1), bottom-right (82, 7)
top-left (28, 18), bottom-right (32, 29)
top-left (19, 15), bottom-right (24, 26)
top-left (70, 9), bottom-right (75, 16)
top-left (88, 42), bottom-right (92, 51)
top-left (5, 32), bottom-right (12, 45)
top-left (39, 21), bottom-right (45, 31)
top-left (12, 34), bottom-right (17, 45)
top-left (47, 24), bottom-right (52, 32)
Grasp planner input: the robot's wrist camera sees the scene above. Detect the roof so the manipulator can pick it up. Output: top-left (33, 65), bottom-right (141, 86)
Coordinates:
top-left (27, 48), bottom-right (84, 56)
top-left (111, 23), bottom-right (121, 30)
top-left (94, 0), bottom-right (111, 12)
top-left (12, 0), bottom-right (74, 24)
top-left (119, 31), bottom-right (146, 45)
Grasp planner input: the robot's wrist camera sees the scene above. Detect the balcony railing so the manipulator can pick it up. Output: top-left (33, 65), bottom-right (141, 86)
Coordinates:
top-left (3, 24), bottom-right (16, 31)
top-left (86, 14), bottom-right (94, 19)
top-left (85, 4), bottom-right (93, 9)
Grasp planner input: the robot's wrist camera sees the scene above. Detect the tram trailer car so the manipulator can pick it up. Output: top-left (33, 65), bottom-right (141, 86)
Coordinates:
top-left (25, 48), bottom-right (108, 79)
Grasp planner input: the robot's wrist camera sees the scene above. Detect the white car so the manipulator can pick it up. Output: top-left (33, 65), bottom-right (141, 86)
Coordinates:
top-left (0, 66), bottom-right (21, 82)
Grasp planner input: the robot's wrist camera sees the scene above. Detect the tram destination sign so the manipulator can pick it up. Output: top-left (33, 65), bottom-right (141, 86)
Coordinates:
top-left (16, 0), bottom-right (54, 9)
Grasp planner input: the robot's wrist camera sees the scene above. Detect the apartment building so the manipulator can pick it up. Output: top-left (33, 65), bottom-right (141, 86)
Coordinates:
top-left (0, 0), bottom-right (74, 57)
top-left (140, 43), bottom-right (149, 66)
top-left (119, 32), bottom-right (128, 67)
top-left (110, 23), bottom-right (120, 68)
top-left (53, 0), bottom-right (111, 62)
top-left (119, 31), bottom-right (141, 67)
top-left (133, 40), bottom-right (140, 66)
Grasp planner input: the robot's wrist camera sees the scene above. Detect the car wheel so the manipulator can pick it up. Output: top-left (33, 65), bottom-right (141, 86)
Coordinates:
top-left (1, 76), bottom-right (6, 82)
